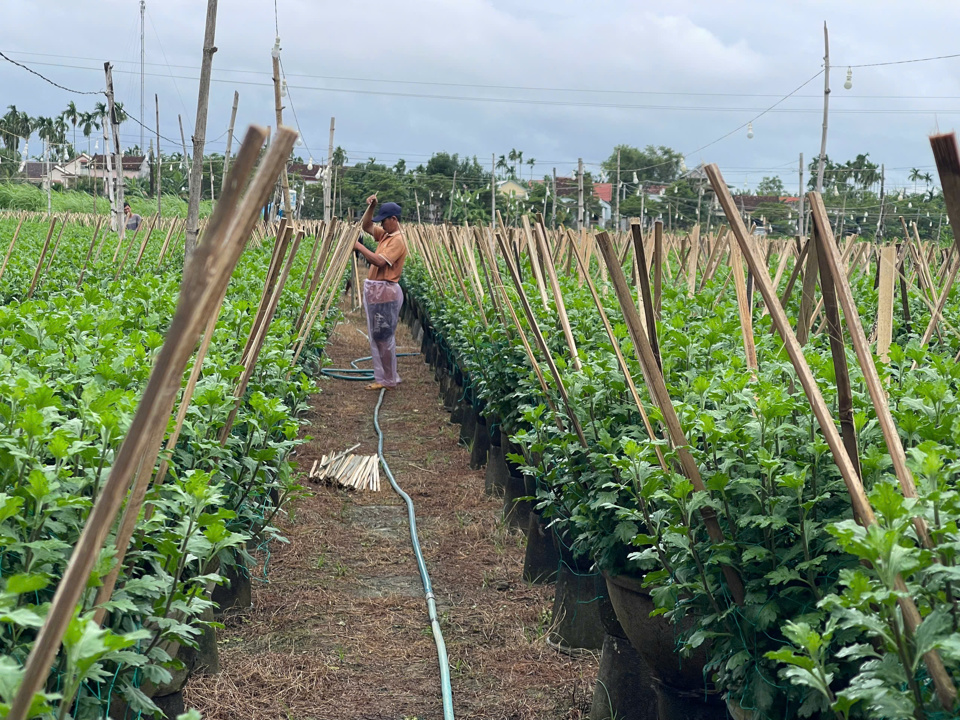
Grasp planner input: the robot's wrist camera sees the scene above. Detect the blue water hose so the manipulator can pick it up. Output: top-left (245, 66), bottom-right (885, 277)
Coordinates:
top-left (320, 355), bottom-right (456, 720)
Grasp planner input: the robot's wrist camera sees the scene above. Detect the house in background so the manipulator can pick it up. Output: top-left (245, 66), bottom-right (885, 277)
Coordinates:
top-left (22, 161), bottom-right (74, 189)
top-left (85, 155), bottom-right (150, 181)
top-left (497, 178), bottom-right (529, 200)
top-left (288, 162), bottom-right (325, 186)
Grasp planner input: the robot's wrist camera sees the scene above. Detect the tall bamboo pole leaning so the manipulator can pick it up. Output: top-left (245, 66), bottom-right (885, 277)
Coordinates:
top-left (596, 231), bottom-right (746, 606)
top-left (0, 215), bottom-right (25, 283)
top-left (184, 0), bottom-right (219, 263)
top-left (26, 217), bottom-right (57, 300)
top-left (6, 125), bottom-right (289, 720)
top-left (708, 162), bottom-right (956, 710)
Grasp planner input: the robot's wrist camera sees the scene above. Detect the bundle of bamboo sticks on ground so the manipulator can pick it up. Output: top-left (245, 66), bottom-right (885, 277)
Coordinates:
top-left (308, 444), bottom-right (381, 491)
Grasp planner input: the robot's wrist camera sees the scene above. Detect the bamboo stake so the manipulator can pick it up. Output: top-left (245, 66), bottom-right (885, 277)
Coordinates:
top-left (26, 217), bottom-right (57, 299)
top-left (729, 232), bottom-right (759, 375)
top-left (76, 218), bottom-right (103, 288)
top-left (0, 215), bottom-right (25, 283)
top-left (156, 218), bottom-right (179, 267)
top-left (533, 215), bottom-right (580, 370)
top-left (596, 231), bottom-right (745, 606)
top-left (710, 165), bottom-right (956, 710)
top-left (43, 218), bottom-right (67, 273)
top-left (134, 212), bottom-right (161, 268)
top-left (7, 125), bottom-right (287, 720)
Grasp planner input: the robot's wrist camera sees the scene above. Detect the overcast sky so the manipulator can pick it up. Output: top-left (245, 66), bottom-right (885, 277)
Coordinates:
top-left (3, 0), bottom-right (960, 193)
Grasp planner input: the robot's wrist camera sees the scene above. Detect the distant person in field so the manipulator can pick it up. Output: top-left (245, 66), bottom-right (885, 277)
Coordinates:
top-left (355, 194), bottom-right (407, 391)
top-left (123, 203), bottom-right (142, 232)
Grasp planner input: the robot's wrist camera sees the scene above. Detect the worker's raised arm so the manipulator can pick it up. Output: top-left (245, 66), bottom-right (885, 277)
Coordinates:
top-left (361, 193), bottom-right (378, 235)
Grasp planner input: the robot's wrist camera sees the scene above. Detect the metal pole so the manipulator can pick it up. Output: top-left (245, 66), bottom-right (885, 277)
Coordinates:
top-left (815, 22), bottom-right (830, 194)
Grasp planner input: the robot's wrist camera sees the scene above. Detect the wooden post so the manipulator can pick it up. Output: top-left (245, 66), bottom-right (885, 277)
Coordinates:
top-left (324, 117), bottom-right (335, 224)
top-left (185, 0), bottom-right (219, 262)
top-left (577, 157), bottom-right (584, 230)
top-left (876, 245), bottom-right (896, 361)
top-left (653, 220), bottom-right (663, 319)
top-left (796, 237), bottom-right (820, 345)
top-left (815, 23), bottom-right (830, 193)
top-left (105, 63), bottom-right (125, 238)
top-left (222, 90), bottom-right (239, 192)
top-left (631, 223), bottom-right (661, 370)
top-left (271, 49), bottom-right (292, 219)
top-left (156, 94), bottom-right (161, 218)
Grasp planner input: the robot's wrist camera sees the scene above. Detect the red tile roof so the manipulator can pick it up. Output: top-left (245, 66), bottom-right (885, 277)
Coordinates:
top-left (593, 183), bottom-right (612, 203)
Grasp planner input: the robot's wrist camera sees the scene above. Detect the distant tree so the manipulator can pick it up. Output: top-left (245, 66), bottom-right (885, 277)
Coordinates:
top-left (602, 144), bottom-right (684, 186)
top-left (756, 176), bottom-right (785, 196)
top-left (63, 101), bottom-right (79, 159)
top-left (1, 106), bottom-right (32, 154)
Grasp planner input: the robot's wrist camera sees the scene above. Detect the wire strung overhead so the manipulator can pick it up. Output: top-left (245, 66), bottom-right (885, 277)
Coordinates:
top-left (0, 50), bottom-right (104, 96)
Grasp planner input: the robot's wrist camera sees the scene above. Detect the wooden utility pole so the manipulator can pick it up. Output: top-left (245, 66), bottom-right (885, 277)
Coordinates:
top-left (447, 170), bottom-right (457, 222)
top-left (613, 150), bottom-right (623, 230)
top-left (222, 90), bottom-right (239, 192)
top-left (551, 167), bottom-right (557, 229)
top-left (577, 157), bottom-right (584, 230)
top-left (815, 22), bottom-right (830, 193)
top-left (155, 94), bottom-right (161, 218)
top-left (324, 117), bottom-right (335, 223)
top-left (271, 46), bottom-right (292, 219)
top-left (490, 153), bottom-right (496, 232)
top-left (185, 0), bottom-right (219, 261)
top-left (104, 63), bottom-right (125, 235)
top-left (798, 152), bottom-right (804, 236)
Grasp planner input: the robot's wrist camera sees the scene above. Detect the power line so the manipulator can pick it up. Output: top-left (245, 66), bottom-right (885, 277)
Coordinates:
top-left (847, 52), bottom-right (960, 68)
top-left (0, 50), bottom-right (104, 96)
top-left (9, 50), bottom-right (960, 101)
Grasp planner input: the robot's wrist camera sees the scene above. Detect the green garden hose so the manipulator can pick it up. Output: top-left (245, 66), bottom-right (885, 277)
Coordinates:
top-left (320, 355), bottom-right (456, 720)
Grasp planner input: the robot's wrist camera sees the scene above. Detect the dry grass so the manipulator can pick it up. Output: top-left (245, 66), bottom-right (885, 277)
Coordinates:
top-left (184, 306), bottom-right (597, 720)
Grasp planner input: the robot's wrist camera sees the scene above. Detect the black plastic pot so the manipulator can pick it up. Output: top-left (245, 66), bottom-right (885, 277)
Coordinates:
top-left (484, 440), bottom-right (508, 497)
top-left (470, 414), bottom-right (490, 469)
top-left (502, 467), bottom-right (532, 531)
top-left (211, 561), bottom-right (253, 616)
top-left (589, 633), bottom-right (658, 720)
top-left (459, 402), bottom-right (477, 448)
top-left (548, 563), bottom-right (606, 652)
top-left (603, 572), bottom-right (723, 720)
top-left (523, 512), bottom-right (559, 584)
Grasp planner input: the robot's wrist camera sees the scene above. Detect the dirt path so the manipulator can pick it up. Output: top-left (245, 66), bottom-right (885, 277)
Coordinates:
top-left (184, 304), bottom-right (598, 720)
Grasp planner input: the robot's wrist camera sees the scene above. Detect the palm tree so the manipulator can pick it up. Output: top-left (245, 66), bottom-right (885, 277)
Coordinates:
top-left (53, 115), bottom-right (69, 160)
top-left (496, 154), bottom-right (509, 179)
top-left (79, 111), bottom-right (100, 156)
top-left (1, 105), bottom-right (32, 154)
top-left (923, 172), bottom-right (934, 189)
top-left (909, 167), bottom-right (923, 195)
top-left (527, 157), bottom-right (536, 182)
top-left (514, 149), bottom-right (523, 178)
top-left (63, 101), bottom-right (79, 160)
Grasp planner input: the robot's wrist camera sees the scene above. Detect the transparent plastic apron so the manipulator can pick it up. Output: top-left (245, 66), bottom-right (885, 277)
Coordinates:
top-left (363, 279), bottom-right (404, 387)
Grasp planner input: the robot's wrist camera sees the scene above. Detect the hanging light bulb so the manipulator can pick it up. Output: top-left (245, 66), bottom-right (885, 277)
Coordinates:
top-left (832, 184), bottom-right (839, 196)
top-left (307, 157), bottom-right (314, 170)
top-left (843, 67), bottom-right (853, 90)
top-left (281, 79), bottom-right (288, 98)
top-left (927, 211), bottom-right (930, 217)
top-left (897, 189), bottom-right (904, 201)
top-left (746, 122), bottom-right (754, 139)
top-left (908, 201), bottom-right (912, 208)
top-left (295, 136), bottom-right (302, 148)
top-left (930, 221), bottom-right (934, 228)
top-left (271, 37), bottom-right (281, 59)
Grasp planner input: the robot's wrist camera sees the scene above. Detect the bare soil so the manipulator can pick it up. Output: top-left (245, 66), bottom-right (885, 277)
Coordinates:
top-left (184, 304), bottom-right (598, 720)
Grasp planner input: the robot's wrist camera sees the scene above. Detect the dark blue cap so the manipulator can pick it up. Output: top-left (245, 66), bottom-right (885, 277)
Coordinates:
top-left (373, 202), bottom-right (402, 222)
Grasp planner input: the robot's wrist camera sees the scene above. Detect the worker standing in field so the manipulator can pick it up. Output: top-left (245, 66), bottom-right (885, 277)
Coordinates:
top-left (123, 203), bottom-right (142, 232)
top-left (355, 194), bottom-right (407, 391)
